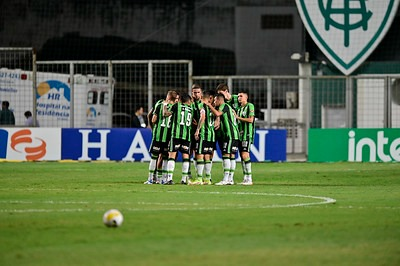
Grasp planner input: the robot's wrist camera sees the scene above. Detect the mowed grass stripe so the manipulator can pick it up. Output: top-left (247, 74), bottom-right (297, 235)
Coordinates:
top-left (0, 161), bottom-right (399, 266)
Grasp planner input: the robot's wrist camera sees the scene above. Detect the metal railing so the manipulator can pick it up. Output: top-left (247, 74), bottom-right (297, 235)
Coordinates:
top-left (1, 48), bottom-right (399, 155)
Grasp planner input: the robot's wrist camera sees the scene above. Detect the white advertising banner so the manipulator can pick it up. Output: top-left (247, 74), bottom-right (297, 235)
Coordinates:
top-left (2, 128), bottom-right (61, 161)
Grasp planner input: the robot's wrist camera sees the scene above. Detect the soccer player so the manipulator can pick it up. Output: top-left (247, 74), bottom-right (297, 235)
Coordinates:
top-left (235, 91), bottom-right (255, 185)
top-left (216, 83), bottom-right (240, 111)
top-left (214, 83), bottom-right (239, 159)
top-left (185, 84), bottom-right (203, 184)
top-left (144, 90), bottom-right (179, 184)
top-left (205, 93), bottom-right (240, 185)
top-left (192, 90), bottom-right (215, 185)
top-left (191, 84), bottom-right (203, 125)
top-left (164, 93), bottom-right (193, 185)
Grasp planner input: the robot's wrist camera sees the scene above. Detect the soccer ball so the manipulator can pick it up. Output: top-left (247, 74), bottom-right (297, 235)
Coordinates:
top-left (103, 209), bottom-right (124, 227)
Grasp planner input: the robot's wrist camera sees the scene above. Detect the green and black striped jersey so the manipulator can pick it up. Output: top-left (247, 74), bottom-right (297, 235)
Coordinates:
top-left (227, 94), bottom-right (240, 112)
top-left (170, 102), bottom-right (193, 141)
top-left (237, 102), bottom-right (255, 143)
top-left (218, 102), bottom-right (239, 140)
top-left (152, 100), bottom-right (172, 142)
top-left (191, 99), bottom-right (203, 126)
top-left (198, 104), bottom-right (215, 142)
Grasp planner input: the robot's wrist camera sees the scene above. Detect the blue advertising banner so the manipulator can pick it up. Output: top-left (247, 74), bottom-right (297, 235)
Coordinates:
top-left (62, 128), bottom-right (153, 161)
top-left (255, 129), bottom-right (286, 162)
top-left (61, 128), bottom-right (286, 162)
top-left (0, 129), bottom-right (8, 158)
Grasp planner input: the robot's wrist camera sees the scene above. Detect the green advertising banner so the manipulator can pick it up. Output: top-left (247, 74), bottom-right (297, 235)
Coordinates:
top-left (309, 128), bottom-right (400, 162)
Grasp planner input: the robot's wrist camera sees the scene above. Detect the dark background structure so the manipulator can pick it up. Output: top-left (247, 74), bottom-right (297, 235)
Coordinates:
top-left (1, 0), bottom-right (398, 76)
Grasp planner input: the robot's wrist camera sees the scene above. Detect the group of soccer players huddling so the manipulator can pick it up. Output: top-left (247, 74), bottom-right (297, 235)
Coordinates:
top-left (144, 83), bottom-right (255, 186)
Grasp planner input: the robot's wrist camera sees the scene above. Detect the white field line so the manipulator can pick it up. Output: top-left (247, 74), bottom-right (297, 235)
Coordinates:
top-left (305, 206), bottom-right (400, 210)
top-left (1, 208), bottom-right (88, 213)
top-left (165, 190), bottom-right (337, 208)
top-left (0, 191), bottom-right (337, 213)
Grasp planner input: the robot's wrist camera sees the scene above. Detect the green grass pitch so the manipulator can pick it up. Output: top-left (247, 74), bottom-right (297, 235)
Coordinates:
top-left (0, 161), bottom-right (399, 266)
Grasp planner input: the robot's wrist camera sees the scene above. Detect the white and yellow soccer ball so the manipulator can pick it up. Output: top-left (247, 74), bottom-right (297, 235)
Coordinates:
top-left (103, 209), bottom-right (124, 227)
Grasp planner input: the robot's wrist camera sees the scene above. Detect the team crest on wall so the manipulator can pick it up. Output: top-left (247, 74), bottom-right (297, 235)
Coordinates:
top-left (296, 0), bottom-right (399, 75)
